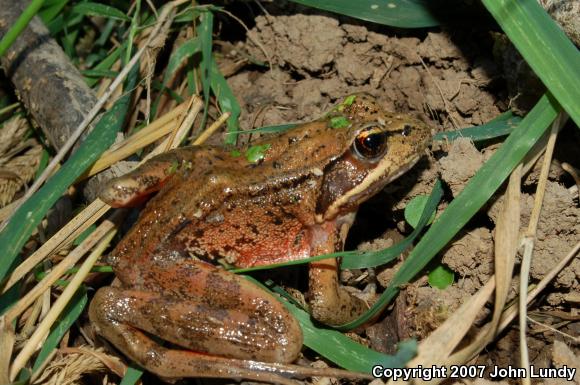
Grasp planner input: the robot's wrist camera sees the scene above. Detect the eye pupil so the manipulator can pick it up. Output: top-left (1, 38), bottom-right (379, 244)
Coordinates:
top-left (402, 124), bottom-right (411, 136)
top-left (353, 126), bottom-right (388, 160)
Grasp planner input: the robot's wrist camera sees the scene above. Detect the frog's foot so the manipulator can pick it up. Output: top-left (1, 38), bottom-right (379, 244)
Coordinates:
top-left (308, 258), bottom-right (369, 326)
top-left (99, 148), bottom-right (202, 207)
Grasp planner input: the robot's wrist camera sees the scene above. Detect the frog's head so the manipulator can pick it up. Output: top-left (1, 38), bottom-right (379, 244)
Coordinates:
top-left (315, 93), bottom-right (431, 221)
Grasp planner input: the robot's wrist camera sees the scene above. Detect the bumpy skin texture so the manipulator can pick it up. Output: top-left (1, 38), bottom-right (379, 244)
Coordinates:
top-left (90, 94), bottom-right (431, 380)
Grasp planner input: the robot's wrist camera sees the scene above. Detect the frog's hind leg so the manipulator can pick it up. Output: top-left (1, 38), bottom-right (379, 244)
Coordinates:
top-left (89, 262), bottom-right (303, 380)
top-left (89, 302), bottom-right (298, 384)
top-left (89, 296), bottom-right (371, 383)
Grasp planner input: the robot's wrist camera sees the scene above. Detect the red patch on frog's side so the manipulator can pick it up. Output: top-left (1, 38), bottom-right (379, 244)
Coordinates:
top-left (178, 204), bottom-right (314, 268)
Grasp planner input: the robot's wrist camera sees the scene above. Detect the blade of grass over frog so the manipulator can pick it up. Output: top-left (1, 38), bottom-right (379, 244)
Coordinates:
top-left (0, 0), bottom-right (46, 57)
top-left (210, 56), bottom-right (241, 145)
top-left (29, 286), bottom-right (87, 375)
top-left (286, 300), bottom-right (417, 372)
top-left (433, 111), bottom-right (522, 142)
top-left (119, 366), bottom-right (143, 385)
top-left (481, 0), bottom-right (580, 127)
top-left (0, 66), bottom-right (138, 284)
top-left (289, 0), bottom-right (444, 28)
top-left (247, 278), bottom-right (416, 372)
top-left (342, 179), bottom-right (442, 269)
top-left (72, 2), bottom-right (130, 22)
top-left (336, 93), bottom-right (560, 331)
top-left (232, 180), bottom-right (441, 273)
top-left (199, 10), bottom-right (213, 130)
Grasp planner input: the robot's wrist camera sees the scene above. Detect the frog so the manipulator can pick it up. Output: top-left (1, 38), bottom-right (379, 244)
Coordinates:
top-left (89, 93), bottom-right (431, 382)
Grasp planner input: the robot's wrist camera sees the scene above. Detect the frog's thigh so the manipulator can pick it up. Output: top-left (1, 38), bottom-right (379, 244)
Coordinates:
top-left (90, 283), bottom-right (302, 364)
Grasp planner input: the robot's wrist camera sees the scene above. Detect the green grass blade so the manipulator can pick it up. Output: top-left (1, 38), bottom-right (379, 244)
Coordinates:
top-left (289, 0), bottom-right (447, 28)
top-left (151, 37), bottom-right (202, 117)
top-left (237, 110), bottom-right (522, 142)
top-left (246, 278), bottom-right (417, 372)
top-left (119, 366), bottom-right (143, 385)
top-left (164, 39), bottom-right (202, 83)
top-left (433, 111), bottom-right (522, 142)
top-left (337, 92), bottom-right (560, 331)
top-left (72, 2), bottom-right (130, 21)
top-left (125, 0), bottom-right (141, 64)
top-left (30, 286), bottom-right (87, 374)
top-left (284, 300), bottom-right (417, 372)
top-left (84, 46), bottom-right (122, 87)
top-left (81, 69), bottom-right (119, 79)
top-left (482, 0), bottom-right (580, 127)
top-left (0, 66), bottom-right (138, 284)
top-left (39, 0), bottom-right (69, 23)
top-left (342, 179), bottom-right (443, 269)
top-left (209, 56), bottom-right (241, 145)
top-left (0, 0), bottom-right (46, 57)
top-left (199, 10), bottom-right (213, 129)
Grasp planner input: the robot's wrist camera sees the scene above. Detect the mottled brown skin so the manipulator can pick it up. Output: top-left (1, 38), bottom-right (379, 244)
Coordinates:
top-left (89, 94), bottom-right (431, 381)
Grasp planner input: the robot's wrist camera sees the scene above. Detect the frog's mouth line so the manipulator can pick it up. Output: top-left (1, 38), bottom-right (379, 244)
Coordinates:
top-left (320, 154), bottom-right (423, 221)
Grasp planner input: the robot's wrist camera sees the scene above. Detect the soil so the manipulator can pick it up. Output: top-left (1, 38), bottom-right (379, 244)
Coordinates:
top-left (215, 9), bottom-right (579, 385)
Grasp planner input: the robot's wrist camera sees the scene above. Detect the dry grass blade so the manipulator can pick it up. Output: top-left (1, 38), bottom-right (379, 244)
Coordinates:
top-left (388, 279), bottom-right (496, 385)
top-left (388, 163), bottom-right (523, 385)
top-left (10, 229), bottom-right (118, 380)
top-left (1, 199), bottom-right (110, 294)
top-left (79, 100), bottom-right (190, 180)
top-left (445, 242), bottom-right (580, 370)
top-left (0, 316), bottom-right (16, 384)
top-left (193, 111), bottom-right (231, 145)
top-left (519, 112), bottom-right (567, 385)
top-left (0, 0), bottom-right (188, 230)
top-left (2, 214), bottom-right (119, 325)
top-left (32, 347), bottom-right (119, 385)
top-left (491, 163), bottom-right (521, 333)
top-left (0, 116), bottom-right (42, 207)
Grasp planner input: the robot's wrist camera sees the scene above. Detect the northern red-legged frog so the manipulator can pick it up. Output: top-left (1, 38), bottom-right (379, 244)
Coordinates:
top-left (89, 94), bottom-right (431, 382)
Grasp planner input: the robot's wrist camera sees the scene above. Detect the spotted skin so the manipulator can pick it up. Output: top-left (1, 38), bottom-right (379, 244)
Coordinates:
top-left (90, 93), bottom-right (431, 380)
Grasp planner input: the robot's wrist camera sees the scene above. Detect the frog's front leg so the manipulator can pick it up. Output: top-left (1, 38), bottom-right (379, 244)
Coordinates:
top-left (308, 218), bottom-right (369, 326)
top-left (100, 147), bottom-right (213, 207)
top-left (89, 259), bottom-right (303, 380)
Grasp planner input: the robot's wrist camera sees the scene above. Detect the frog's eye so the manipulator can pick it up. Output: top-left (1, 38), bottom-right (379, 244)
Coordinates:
top-left (352, 125), bottom-right (389, 161)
